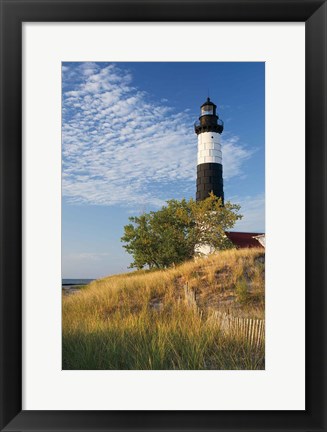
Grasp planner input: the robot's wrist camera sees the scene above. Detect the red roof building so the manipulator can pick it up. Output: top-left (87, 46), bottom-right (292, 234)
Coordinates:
top-left (225, 232), bottom-right (265, 249)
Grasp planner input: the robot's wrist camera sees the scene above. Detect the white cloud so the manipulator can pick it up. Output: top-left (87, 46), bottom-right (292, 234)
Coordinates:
top-left (62, 63), bottom-right (252, 208)
top-left (222, 135), bottom-right (253, 178)
top-left (65, 252), bottom-right (111, 261)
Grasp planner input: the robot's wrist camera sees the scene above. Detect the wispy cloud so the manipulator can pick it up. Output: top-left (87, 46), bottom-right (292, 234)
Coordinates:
top-left (62, 62), bottom-right (252, 207)
top-left (65, 252), bottom-right (111, 261)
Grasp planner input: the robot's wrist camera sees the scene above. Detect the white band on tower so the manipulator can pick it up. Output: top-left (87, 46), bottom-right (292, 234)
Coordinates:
top-left (197, 131), bottom-right (222, 165)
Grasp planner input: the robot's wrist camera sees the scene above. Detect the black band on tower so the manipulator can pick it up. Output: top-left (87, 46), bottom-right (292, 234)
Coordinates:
top-left (194, 117), bottom-right (224, 135)
top-left (196, 163), bottom-right (224, 203)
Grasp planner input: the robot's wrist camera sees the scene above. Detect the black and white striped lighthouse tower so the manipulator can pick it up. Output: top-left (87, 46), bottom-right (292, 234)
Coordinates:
top-left (194, 98), bottom-right (224, 203)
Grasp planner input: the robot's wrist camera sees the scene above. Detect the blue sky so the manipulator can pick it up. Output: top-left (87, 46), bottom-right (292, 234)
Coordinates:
top-left (62, 62), bottom-right (265, 278)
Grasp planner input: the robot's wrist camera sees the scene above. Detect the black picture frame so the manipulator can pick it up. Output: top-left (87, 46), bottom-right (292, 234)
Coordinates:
top-left (0, 1), bottom-right (326, 431)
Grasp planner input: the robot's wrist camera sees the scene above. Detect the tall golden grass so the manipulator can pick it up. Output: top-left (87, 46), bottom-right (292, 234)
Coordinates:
top-left (62, 248), bottom-right (265, 370)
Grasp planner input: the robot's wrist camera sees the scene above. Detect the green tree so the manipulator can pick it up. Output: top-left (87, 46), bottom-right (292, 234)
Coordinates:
top-left (121, 193), bottom-right (242, 269)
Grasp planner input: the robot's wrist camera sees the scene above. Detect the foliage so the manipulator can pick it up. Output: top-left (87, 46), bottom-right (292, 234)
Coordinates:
top-left (121, 193), bottom-right (242, 269)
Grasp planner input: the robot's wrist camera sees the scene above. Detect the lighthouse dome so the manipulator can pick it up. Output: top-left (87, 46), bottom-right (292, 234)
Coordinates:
top-left (200, 97), bottom-right (217, 116)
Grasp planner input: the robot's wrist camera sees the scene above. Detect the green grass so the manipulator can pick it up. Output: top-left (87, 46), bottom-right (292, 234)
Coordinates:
top-left (62, 248), bottom-right (265, 370)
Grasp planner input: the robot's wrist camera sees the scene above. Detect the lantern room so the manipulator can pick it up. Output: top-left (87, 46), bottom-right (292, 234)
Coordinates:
top-left (200, 97), bottom-right (217, 117)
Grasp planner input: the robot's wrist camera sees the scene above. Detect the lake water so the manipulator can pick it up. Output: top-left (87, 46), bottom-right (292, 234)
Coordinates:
top-left (62, 279), bottom-right (95, 295)
top-left (62, 278), bottom-right (94, 287)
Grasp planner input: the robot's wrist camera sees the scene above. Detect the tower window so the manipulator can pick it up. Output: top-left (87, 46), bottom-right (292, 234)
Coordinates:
top-left (201, 105), bottom-right (214, 116)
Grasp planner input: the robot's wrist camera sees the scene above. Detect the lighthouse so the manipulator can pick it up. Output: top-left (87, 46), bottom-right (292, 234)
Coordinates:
top-left (194, 97), bottom-right (224, 203)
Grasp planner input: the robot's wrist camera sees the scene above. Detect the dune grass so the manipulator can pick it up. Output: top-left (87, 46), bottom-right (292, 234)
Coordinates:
top-left (62, 248), bottom-right (265, 370)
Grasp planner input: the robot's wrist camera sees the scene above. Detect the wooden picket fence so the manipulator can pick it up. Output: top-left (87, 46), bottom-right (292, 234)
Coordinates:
top-left (210, 311), bottom-right (265, 348)
top-left (183, 284), bottom-right (198, 309)
top-left (182, 284), bottom-right (265, 348)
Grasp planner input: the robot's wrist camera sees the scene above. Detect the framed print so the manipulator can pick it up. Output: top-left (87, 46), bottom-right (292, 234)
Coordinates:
top-left (60, 61), bottom-right (266, 373)
top-left (0, 0), bottom-right (326, 431)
